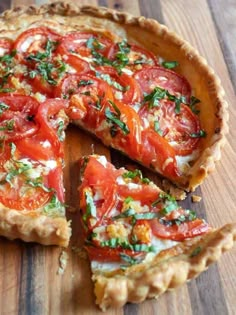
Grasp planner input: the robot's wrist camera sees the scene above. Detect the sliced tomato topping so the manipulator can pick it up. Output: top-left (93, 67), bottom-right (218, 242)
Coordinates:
top-left (140, 128), bottom-right (179, 179)
top-left (35, 99), bottom-right (68, 157)
top-left (117, 183), bottom-right (160, 206)
top-left (95, 66), bottom-right (142, 104)
top-left (85, 245), bottom-right (144, 262)
top-left (48, 165), bottom-right (64, 203)
top-left (55, 74), bottom-right (113, 127)
top-left (15, 131), bottom-right (56, 161)
top-left (14, 27), bottom-right (61, 55)
top-left (139, 100), bottom-right (201, 155)
top-left (0, 143), bottom-right (53, 210)
top-left (56, 31), bottom-right (112, 59)
top-left (96, 100), bottom-right (142, 158)
top-left (62, 54), bottom-right (90, 74)
top-left (79, 156), bottom-right (118, 227)
top-left (150, 218), bottom-right (210, 241)
top-left (0, 95), bottom-right (39, 141)
top-left (29, 76), bottom-right (55, 97)
top-left (0, 184), bottom-right (52, 211)
top-left (134, 66), bottom-right (191, 102)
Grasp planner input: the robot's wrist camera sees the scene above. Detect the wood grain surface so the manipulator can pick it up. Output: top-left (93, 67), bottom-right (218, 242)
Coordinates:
top-left (0, 0), bottom-right (236, 314)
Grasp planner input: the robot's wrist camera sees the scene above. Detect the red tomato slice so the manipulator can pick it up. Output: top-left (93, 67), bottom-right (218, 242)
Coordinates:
top-left (96, 100), bottom-right (142, 159)
top-left (48, 165), bottom-right (64, 203)
top-left (0, 38), bottom-right (13, 56)
top-left (117, 183), bottom-right (160, 206)
top-left (79, 156), bottom-right (117, 226)
top-left (150, 218), bottom-right (210, 241)
top-left (0, 143), bottom-right (52, 210)
top-left (134, 66), bottom-right (191, 102)
top-left (62, 54), bottom-right (90, 73)
top-left (56, 31), bottom-right (112, 59)
top-left (14, 27), bottom-right (61, 55)
top-left (107, 43), bottom-right (158, 71)
top-left (139, 100), bottom-right (201, 155)
top-left (35, 99), bottom-right (68, 157)
top-left (29, 76), bottom-right (55, 97)
top-left (0, 95), bottom-right (39, 141)
top-left (15, 131), bottom-right (56, 161)
top-left (140, 128), bottom-right (179, 179)
top-left (55, 74), bottom-right (113, 127)
top-left (85, 245), bottom-right (144, 262)
top-left (0, 187), bottom-right (52, 211)
top-left (95, 66), bottom-right (142, 105)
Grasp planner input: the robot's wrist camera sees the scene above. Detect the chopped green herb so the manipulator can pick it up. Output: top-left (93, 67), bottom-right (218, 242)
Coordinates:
top-left (190, 246), bottom-right (202, 258)
top-left (100, 238), bottom-right (155, 252)
top-left (122, 169), bottom-right (150, 184)
top-left (161, 61), bottom-right (179, 69)
top-left (133, 212), bottom-right (159, 220)
top-left (144, 86), bottom-right (186, 113)
top-left (77, 80), bottom-right (94, 87)
top-left (0, 88), bottom-right (15, 93)
top-left (154, 120), bottom-right (163, 136)
top-left (26, 40), bottom-right (65, 86)
top-left (57, 121), bottom-right (65, 142)
top-left (120, 253), bottom-right (140, 269)
top-left (190, 130), bottom-right (207, 138)
top-left (0, 50), bottom-right (16, 64)
top-left (5, 162), bottom-right (32, 187)
top-left (159, 209), bottom-right (197, 226)
top-left (85, 191), bottom-right (97, 218)
top-left (152, 193), bottom-right (178, 216)
top-left (112, 208), bottom-right (136, 220)
top-left (86, 37), bottom-right (104, 51)
top-left (144, 86), bottom-right (166, 108)
top-left (124, 196), bottom-right (134, 204)
top-left (43, 194), bottom-right (65, 217)
top-left (26, 177), bottom-right (52, 192)
top-left (0, 119), bottom-right (15, 131)
top-left (105, 106), bottom-right (130, 136)
top-left (97, 73), bottom-right (129, 92)
top-left (0, 102), bottom-right (9, 115)
top-left (189, 96), bottom-right (200, 114)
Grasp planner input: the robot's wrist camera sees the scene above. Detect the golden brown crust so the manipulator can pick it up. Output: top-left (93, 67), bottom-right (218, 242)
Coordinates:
top-left (0, 2), bottom-right (228, 191)
top-left (0, 207), bottom-right (71, 247)
top-left (92, 223), bottom-right (236, 311)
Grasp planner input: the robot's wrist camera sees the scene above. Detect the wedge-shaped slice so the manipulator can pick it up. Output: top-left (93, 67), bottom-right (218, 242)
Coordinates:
top-left (78, 154), bottom-right (236, 311)
top-left (0, 97), bottom-right (71, 246)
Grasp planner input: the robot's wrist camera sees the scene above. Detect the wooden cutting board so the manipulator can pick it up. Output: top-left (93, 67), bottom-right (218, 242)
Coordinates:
top-left (0, 1), bottom-right (235, 314)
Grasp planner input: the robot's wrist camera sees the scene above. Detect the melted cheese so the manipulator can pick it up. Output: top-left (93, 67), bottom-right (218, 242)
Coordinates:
top-left (176, 150), bottom-right (199, 174)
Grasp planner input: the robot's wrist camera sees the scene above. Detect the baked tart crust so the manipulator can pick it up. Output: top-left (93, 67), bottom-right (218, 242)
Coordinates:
top-left (93, 223), bottom-right (236, 310)
top-left (0, 2), bottom-right (228, 192)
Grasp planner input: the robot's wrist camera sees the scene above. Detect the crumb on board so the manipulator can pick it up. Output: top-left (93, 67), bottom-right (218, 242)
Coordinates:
top-left (57, 250), bottom-right (69, 275)
top-left (162, 179), bottom-right (187, 200)
top-left (191, 195), bottom-right (202, 203)
top-left (71, 246), bottom-right (88, 260)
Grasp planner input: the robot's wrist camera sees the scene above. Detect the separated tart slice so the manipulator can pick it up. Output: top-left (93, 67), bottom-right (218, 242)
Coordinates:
top-left (78, 155), bottom-right (236, 311)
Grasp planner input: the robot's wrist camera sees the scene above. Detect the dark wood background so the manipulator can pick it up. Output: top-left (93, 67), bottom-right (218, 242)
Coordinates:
top-left (0, 1), bottom-right (235, 315)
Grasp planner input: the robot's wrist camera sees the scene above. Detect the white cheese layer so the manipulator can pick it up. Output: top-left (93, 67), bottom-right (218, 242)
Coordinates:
top-left (91, 236), bottom-right (178, 272)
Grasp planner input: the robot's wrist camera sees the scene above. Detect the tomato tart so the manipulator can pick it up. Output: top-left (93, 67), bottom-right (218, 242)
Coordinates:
top-left (79, 154), bottom-right (236, 310)
top-left (0, 2), bottom-right (228, 193)
top-left (0, 1), bottom-right (234, 311)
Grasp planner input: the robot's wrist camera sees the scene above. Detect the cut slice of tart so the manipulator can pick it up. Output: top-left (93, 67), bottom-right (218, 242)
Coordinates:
top-left (78, 154), bottom-right (236, 311)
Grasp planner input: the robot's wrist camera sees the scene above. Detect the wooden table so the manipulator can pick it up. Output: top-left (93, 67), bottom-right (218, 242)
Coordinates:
top-left (0, 1), bottom-right (235, 314)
